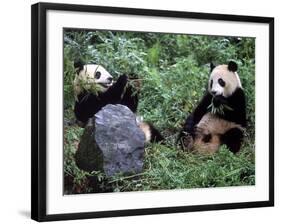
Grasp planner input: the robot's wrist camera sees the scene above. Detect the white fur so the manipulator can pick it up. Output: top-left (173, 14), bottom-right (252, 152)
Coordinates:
top-left (208, 64), bottom-right (242, 97)
top-left (73, 64), bottom-right (113, 98)
top-left (193, 113), bottom-right (243, 154)
top-left (81, 64), bottom-right (113, 85)
top-left (137, 122), bottom-right (151, 143)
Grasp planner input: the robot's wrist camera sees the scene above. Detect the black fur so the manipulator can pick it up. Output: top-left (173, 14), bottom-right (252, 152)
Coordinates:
top-left (210, 62), bottom-right (216, 72)
top-left (74, 59), bottom-right (84, 74)
top-left (179, 92), bottom-right (212, 139)
top-left (221, 128), bottom-right (244, 153)
top-left (228, 61), bottom-right (238, 72)
top-left (216, 88), bottom-right (246, 127)
top-left (119, 81), bottom-right (139, 113)
top-left (202, 134), bottom-right (212, 143)
top-left (147, 122), bottom-right (164, 142)
top-left (74, 74), bottom-right (138, 124)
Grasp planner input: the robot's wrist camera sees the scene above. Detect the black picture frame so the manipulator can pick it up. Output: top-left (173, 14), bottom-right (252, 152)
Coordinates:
top-left (31, 2), bottom-right (274, 222)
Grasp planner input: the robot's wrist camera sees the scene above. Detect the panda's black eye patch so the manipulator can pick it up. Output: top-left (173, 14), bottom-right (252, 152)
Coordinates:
top-left (210, 79), bottom-right (213, 88)
top-left (95, 71), bottom-right (101, 79)
top-left (218, 78), bottom-right (225, 87)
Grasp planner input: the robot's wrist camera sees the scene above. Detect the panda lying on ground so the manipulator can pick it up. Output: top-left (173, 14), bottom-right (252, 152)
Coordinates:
top-left (179, 61), bottom-right (246, 154)
top-left (73, 60), bottom-right (163, 143)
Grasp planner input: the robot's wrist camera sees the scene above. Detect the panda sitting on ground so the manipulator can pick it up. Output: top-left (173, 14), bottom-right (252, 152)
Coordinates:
top-left (73, 60), bottom-right (163, 143)
top-left (179, 61), bottom-right (246, 154)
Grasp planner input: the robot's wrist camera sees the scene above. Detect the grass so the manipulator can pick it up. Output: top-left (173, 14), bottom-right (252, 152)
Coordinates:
top-left (110, 143), bottom-right (254, 191)
top-left (64, 123), bottom-right (255, 193)
top-left (63, 30), bottom-right (255, 194)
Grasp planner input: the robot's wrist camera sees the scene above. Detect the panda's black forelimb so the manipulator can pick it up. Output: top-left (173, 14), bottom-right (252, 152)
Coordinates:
top-left (180, 93), bottom-right (212, 136)
top-left (179, 92), bottom-right (213, 141)
top-left (212, 95), bottom-right (227, 107)
top-left (221, 127), bottom-right (244, 153)
top-left (100, 74), bottom-right (128, 103)
top-left (120, 84), bottom-right (138, 113)
top-left (191, 93), bottom-right (213, 124)
top-left (100, 74), bottom-right (139, 113)
top-left (181, 114), bottom-right (196, 137)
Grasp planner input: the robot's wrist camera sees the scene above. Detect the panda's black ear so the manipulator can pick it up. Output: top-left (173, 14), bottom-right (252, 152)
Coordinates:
top-left (210, 62), bottom-right (216, 72)
top-left (74, 59), bottom-right (84, 74)
top-left (228, 61), bottom-right (238, 72)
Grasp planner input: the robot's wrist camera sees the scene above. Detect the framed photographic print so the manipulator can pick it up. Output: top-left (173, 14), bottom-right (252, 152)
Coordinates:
top-left (31, 2), bottom-right (274, 222)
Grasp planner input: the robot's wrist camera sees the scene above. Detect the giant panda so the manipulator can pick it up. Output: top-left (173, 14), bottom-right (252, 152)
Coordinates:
top-left (73, 60), bottom-right (163, 143)
top-left (179, 61), bottom-right (246, 154)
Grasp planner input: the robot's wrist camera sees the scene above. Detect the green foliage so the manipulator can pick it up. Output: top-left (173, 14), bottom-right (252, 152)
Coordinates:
top-left (63, 29), bottom-right (255, 194)
top-left (109, 144), bottom-right (254, 191)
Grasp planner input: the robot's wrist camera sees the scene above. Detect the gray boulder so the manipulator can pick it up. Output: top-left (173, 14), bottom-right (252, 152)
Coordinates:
top-left (75, 104), bottom-right (146, 177)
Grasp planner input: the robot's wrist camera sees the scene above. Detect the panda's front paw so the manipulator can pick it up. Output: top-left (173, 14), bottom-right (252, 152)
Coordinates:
top-left (180, 132), bottom-right (194, 152)
top-left (117, 74), bottom-right (128, 85)
top-left (212, 97), bottom-right (221, 107)
top-left (213, 95), bottom-right (227, 107)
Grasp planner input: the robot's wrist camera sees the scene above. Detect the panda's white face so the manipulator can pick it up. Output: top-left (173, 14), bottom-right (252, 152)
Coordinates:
top-left (74, 64), bottom-right (113, 97)
top-left (80, 64), bottom-right (113, 88)
top-left (208, 64), bottom-right (242, 97)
